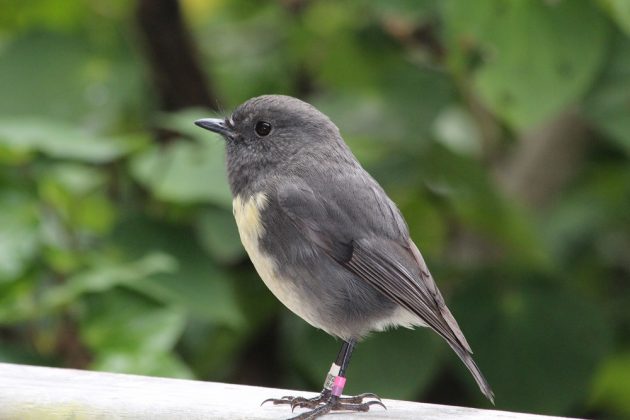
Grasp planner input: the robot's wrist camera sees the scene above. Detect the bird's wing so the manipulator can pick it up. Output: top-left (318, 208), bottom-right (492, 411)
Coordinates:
top-left (348, 237), bottom-right (494, 403)
top-left (346, 238), bottom-right (472, 352)
top-left (277, 181), bottom-right (470, 352)
top-left (277, 181), bottom-right (494, 403)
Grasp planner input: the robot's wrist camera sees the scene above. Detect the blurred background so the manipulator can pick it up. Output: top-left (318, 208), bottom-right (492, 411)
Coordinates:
top-left (0, 0), bottom-right (629, 418)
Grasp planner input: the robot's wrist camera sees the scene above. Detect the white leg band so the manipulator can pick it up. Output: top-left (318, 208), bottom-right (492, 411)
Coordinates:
top-left (323, 363), bottom-right (341, 390)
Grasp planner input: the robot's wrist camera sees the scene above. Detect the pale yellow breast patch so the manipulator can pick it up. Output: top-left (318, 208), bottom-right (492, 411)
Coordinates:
top-left (233, 193), bottom-right (275, 284)
top-left (233, 193), bottom-right (268, 241)
top-left (232, 193), bottom-right (320, 328)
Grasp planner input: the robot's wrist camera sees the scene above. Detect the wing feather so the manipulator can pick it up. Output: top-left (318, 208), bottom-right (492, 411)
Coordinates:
top-left (346, 238), bottom-right (468, 351)
top-left (276, 181), bottom-right (494, 403)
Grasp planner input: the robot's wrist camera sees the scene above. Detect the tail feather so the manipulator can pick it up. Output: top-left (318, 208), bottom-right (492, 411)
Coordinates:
top-left (450, 343), bottom-right (495, 404)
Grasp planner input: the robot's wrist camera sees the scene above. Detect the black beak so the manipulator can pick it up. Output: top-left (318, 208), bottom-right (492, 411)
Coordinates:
top-left (194, 118), bottom-right (233, 137)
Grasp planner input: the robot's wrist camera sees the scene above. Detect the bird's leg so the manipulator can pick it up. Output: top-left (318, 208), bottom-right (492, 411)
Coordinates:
top-left (262, 340), bottom-right (386, 419)
top-left (261, 341), bottom-right (349, 408)
top-left (289, 339), bottom-right (386, 419)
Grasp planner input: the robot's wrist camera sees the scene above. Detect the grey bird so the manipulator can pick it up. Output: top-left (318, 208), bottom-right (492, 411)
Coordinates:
top-left (195, 95), bottom-right (494, 420)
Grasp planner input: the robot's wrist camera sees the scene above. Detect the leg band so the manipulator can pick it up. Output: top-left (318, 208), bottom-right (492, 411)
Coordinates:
top-left (331, 376), bottom-right (346, 397)
top-left (323, 363), bottom-right (340, 390)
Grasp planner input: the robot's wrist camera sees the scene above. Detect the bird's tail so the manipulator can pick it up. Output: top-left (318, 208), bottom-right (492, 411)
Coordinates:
top-left (450, 343), bottom-right (495, 404)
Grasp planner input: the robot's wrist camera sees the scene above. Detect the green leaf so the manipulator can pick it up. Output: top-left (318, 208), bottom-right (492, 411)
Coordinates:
top-left (0, 275), bottom-right (39, 324)
top-left (0, 32), bottom-right (143, 127)
top-left (584, 33), bottom-right (630, 155)
top-left (598, 0), bottom-right (630, 35)
top-left (130, 265), bottom-right (244, 329)
top-left (542, 164), bottom-right (630, 263)
top-left (0, 192), bottom-right (40, 282)
top-left (443, 0), bottom-right (610, 129)
top-left (345, 329), bottom-right (441, 400)
top-left (177, 318), bottom-right (251, 380)
top-left (130, 139), bottom-right (232, 207)
top-left (42, 253), bottom-right (177, 310)
top-left (424, 146), bottom-right (550, 267)
top-left (453, 279), bottom-right (612, 413)
top-left (367, 0), bottom-right (438, 21)
top-left (284, 315), bottom-right (442, 400)
top-left (201, 5), bottom-right (295, 105)
top-left (91, 351), bottom-right (194, 379)
top-left (591, 353), bottom-right (630, 417)
top-left (81, 289), bottom-right (193, 378)
top-left (432, 106), bottom-right (482, 158)
top-left (313, 63), bottom-right (455, 146)
top-left (0, 2), bottom-right (88, 33)
top-left (40, 164), bottom-right (107, 195)
top-left (196, 207), bottom-right (246, 264)
top-left (0, 117), bottom-right (138, 163)
top-left (73, 195), bottom-right (117, 234)
top-left (157, 108), bottom-right (221, 140)
top-left (0, 33), bottom-right (91, 121)
top-left (82, 291), bottom-right (186, 353)
top-left (38, 163), bottom-right (117, 235)
top-left (113, 219), bottom-right (245, 328)
top-left (396, 193), bottom-right (447, 258)
top-left (0, 341), bottom-right (52, 366)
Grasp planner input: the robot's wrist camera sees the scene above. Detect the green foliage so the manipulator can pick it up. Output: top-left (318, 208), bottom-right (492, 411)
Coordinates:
top-left (0, 192), bottom-right (39, 282)
top-left (81, 289), bottom-right (192, 378)
top-left (130, 109), bottom-right (233, 207)
top-left (0, 1), bottom-right (629, 418)
top-left (584, 32), bottom-right (630, 154)
top-left (599, 0), bottom-right (630, 35)
top-left (454, 279), bottom-right (611, 414)
top-left (443, 0), bottom-right (610, 129)
top-left (130, 140), bottom-right (231, 207)
top-left (0, 118), bottom-right (139, 163)
top-left (592, 353), bottom-right (630, 416)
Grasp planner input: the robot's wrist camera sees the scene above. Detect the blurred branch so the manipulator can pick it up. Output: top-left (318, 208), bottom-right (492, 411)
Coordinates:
top-left (386, 13), bottom-right (593, 210)
top-left (279, 0), bottom-right (311, 16)
top-left (460, 82), bottom-right (504, 164)
top-left (447, 108), bottom-right (592, 265)
top-left (279, 0), bottom-right (316, 97)
top-left (135, 0), bottom-right (218, 112)
top-left (55, 315), bottom-right (92, 369)
top-left (494, 110), bottom-right (592, 209)
top-left (382, 17), bottom-right (444, 62)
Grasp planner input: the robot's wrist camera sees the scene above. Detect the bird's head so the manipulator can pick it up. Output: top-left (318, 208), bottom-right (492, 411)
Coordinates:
top-left (195, 95), bottom-right (348, 194)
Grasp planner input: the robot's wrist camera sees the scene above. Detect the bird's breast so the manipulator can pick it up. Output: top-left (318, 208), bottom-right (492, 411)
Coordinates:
top-left (232, 193), bottom-right (320, 326)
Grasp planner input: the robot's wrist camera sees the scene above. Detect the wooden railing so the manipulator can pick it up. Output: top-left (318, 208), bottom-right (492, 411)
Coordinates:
top-left (0, 363), bottom-right (579, 419)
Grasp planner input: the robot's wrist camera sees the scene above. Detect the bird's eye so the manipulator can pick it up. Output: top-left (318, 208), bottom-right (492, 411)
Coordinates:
top-left (255, 121), bottom-right (272, 136)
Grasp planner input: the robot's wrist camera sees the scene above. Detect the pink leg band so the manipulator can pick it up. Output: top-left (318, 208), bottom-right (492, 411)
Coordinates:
top-left (331, 376), bottom-right (346, 397)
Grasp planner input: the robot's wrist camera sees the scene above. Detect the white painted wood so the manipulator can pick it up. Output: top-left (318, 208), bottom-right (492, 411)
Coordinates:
top-left (0, 363), bottom-right (578, 420)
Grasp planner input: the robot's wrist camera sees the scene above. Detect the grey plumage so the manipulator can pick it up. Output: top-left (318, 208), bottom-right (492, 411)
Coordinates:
top-left (195, 94), bottom-right (494, 404)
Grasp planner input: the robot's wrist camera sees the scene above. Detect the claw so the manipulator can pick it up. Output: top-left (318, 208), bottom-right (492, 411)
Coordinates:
top-left (338, 392), bottom-right (382, 403)
top-left (260, 397), bottom-right (296, 406)
top-left (263, 389), bottom-right (385, 419)
top-left (363, 400), bottom-right (387, 411)
top-left (286, 395), bottom-right (387, 419)
top-left (261, 393), bottom-right (326, 409)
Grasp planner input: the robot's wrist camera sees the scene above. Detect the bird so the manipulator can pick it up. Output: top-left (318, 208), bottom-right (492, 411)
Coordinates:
top-left (195, 95), bottom-right (494, 420)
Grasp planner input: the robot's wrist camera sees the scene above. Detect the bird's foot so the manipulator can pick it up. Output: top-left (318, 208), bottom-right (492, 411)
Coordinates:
top-left (263, 389), bottom-right (382, 408)
top-left (262, 389), bottom-right (385, 419)
top-left (289, 396), bottom-right (386, 420)
top-left (261, 389), bottom-right (330, 409)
